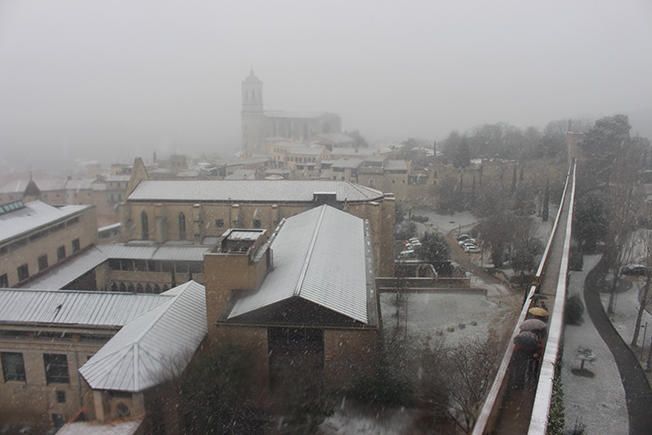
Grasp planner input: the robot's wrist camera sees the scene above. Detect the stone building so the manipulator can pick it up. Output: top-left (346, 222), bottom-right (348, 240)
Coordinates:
top-left (0, 206), bottom-right (382, 432)
top-left (120, 165), bottom-right (395, 276)
top-left (0, 175), bottom-right (124, 227)
top-left (204, 205), bottom-right (379, 399)
top-left (0, 281), bottom-right (206, 433)
top-left (0, 200), bottom-right (97, 288)
top-left (241, 70), bottom-right (341, 155)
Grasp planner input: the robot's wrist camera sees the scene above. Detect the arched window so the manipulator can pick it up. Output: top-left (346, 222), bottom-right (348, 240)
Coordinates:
top-left (178, 212), bottom-right (186, 240)
top-left (110, 282), bottom-right (118, 291)
top-left (136, 283), bottom-right (143, 292)
top-left (119, 282), bottom-right (127, 292)
top-left (145, 283), bottom-right (153, 293)
top-left (154, 284), bottom-right (161, 293)
top-left (141, 211), bottom-right (149, 240)
top-left (127, 283), bottom-right (135, 292)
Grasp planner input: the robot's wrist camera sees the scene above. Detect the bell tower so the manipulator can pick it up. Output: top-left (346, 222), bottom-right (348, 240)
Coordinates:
top-left (241, 69), bottom-right (264, 154)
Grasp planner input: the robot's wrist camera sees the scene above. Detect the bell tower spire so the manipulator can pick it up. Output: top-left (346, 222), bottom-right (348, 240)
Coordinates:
top-left (241, 69), bottom-right (265, 154)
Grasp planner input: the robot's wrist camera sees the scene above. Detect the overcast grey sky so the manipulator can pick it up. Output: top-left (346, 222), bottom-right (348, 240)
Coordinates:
top-left (1, 0), bottom-right (651, 166)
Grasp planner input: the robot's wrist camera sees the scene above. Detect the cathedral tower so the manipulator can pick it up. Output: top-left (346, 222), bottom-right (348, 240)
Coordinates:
top-left (241, 70), bottom-right (265, 154)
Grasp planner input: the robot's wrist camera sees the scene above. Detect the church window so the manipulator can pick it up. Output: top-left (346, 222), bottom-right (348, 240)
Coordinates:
top-left (141, 211), bottom-right (149, 240)
top-left (178, 213), bottom-right (187, 240)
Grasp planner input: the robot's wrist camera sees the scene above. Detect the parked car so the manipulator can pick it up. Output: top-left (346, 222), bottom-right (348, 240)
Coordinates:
top-left (621, 264), bottom-right (647, 276)
top-left (408, 237), bottom-right (420, 244)
top-left (464, 245), bottom-right (482, 253)
top-left (458, 238), bottom-right (477, 247)
top-left (399, 249), bottom-right (416, 259)
top-left (457, 233), bottom-right (471, 241)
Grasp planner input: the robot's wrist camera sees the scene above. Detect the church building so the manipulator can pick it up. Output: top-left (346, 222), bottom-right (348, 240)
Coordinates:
top-left (241, 70), bottom-right (342, 154)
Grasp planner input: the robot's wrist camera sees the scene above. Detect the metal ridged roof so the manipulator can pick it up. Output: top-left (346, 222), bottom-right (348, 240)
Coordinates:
top-left (24, 247), bottom-right (108, 290)
top-left (0, 200), bottom-right (89, 244)
top-left (128, 180), bottom-right (384, 203)
top-left (229, 205), bottom-right (370, 324)
top-left (0, 288), bottom-right (170, 327)
top-left (24, 243), bottom-right (211, 289)
top-left (79, 281), bottom-right (207, 392)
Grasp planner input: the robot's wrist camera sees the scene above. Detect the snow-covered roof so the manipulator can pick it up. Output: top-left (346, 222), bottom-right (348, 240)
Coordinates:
top-left (57, 420), bottom-right (142, 435)
top-left (228, 205), bottom-right (373, 324)
top-left (0, 200), bottom-right (90, 244)
top-left (128, 180), bottom-right (384, 203)
top-left (99, 243), bottom-right (211, 262)
top-left (79, 281), bottom-right (207, 392)
top-left (0, 176), bottom-right (100, 193)
top-left (0, 288), bottom-right (170, 327)
top-left (24, 247), bottom-right (109, 289)
top-left (281, 144), bottom-right (326, 156)
top-left (104, 175), bottom-right (131, 182)
top-left (265, 110), bottom-right (333, 119)
top-left (226, 229), bottom-right (265, 241)
top-left (384, 160), bottom-right (409, 171)
top-left (98, 222), bottom-right (121, 232)
top-left (331, 159), bottom-right (364, 169)
top-left (225, 169), bottom-right (256, 180)
top-left (24, 242), bottom-right (213, 289)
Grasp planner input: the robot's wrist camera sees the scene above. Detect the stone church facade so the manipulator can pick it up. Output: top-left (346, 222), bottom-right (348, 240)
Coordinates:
top-left (241, 70), bottom-right (342, 154)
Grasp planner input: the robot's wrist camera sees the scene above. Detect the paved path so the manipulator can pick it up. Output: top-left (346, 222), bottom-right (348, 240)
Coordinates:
top-left (562, 255), bottom-right (627, 435)
top-left (584, 259), bottom-right (652, 435)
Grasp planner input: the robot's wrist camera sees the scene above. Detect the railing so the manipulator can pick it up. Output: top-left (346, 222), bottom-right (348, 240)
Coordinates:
top-left (528, 162), bottom-right (576, 434)
top-left (472, 162), bottom-right (576, 435)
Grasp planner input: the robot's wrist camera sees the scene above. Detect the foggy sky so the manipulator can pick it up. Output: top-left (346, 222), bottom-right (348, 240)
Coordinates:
top-left (1, 0), bottom-right (652, 167)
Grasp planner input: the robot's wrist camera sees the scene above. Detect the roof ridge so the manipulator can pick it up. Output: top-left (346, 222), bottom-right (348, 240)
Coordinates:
top-left (293, 206), bottom-right (327, 297)
top-left (128, 287), bottom-right (184, 345)
top-left (0, 286), bottom-right (171, 297)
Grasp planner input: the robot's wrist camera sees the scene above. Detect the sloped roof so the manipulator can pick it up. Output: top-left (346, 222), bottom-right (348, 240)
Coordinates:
top-left (384, 160), bottom-right (409, 171)
top-left (79, 281), bottom-right (207, 392)
top-left (23, 242), bottom-right (212, 289)
top-left (128, 180), bottom-right (383, 203)
top-left (0, 200), bottom-right (90, 244)
top-left (228, 205), bottom-right (372, 324)
top-left (0, 288), bottom-right (170, 327)
top-left (24, 246), bottom-right (108, 290)
top-left (265, 110), bottom-right (332, 119)
top-left (331, 159), bottom-right (364, 169)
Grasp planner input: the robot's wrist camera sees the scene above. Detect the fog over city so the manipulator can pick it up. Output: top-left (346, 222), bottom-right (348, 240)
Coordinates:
top-left (1, 0), bottom-right (651, 167)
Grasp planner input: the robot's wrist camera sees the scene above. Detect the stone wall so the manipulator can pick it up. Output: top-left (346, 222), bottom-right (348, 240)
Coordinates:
top-left (0, 335), bottom-right (105, 429)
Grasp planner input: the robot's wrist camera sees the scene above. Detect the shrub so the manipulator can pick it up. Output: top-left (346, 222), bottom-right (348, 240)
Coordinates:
top-left (411, 215), bottom-right (430, 223)
top-left (565, 295), bottom-right (584, 325)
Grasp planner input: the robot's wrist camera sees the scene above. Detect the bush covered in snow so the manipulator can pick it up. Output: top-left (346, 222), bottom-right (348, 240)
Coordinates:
top-left (566, 295), bottom-right (585, 325)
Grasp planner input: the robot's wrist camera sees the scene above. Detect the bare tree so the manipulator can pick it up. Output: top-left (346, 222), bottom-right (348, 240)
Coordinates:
top-left (418, 339), bottom-right (498, 434)
top-left (605, 142), bottom-right (643, 314)
top-left (632, 230), bottom-right (652, 347)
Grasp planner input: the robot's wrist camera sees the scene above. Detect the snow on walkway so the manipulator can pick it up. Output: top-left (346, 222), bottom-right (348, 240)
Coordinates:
top-left (599, 277), bottom-right (652, 359)
top-left (562, 255), bottom-right (628, 435)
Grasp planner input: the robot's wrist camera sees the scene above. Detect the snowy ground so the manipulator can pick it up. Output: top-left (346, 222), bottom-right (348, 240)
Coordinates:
top-left (318, 401), bottom-right (422, 435)
top-left (410, 208), bottom-right (477, 237)
top-left (379, 291), bottom-right (514, 347)
top-left (600, 277), bottom-right (652, 369)
top-left (562, 255), bottom-right (628, 435)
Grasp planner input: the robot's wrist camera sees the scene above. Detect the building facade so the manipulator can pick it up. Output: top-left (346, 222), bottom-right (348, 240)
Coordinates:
top-left (120, 176), bottom-right (395, 276)
top-left (0, 200), bottom-right (97, 288)
top-left (204, 206), bottom-right (379, 400)
top-left (241, 71), bottom-right (342, 155)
